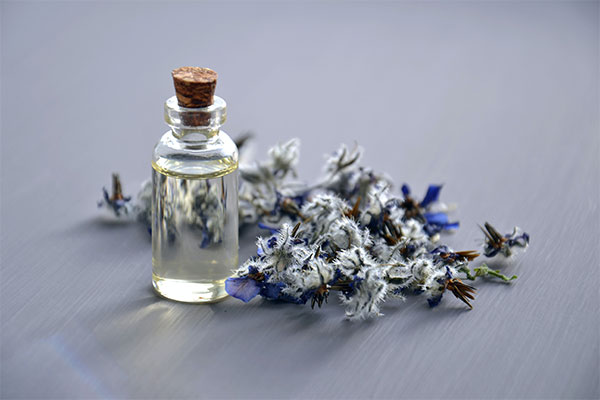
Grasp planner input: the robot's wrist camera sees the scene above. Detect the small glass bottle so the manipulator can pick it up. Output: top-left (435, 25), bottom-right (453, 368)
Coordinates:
top-left (152, 67), bottom-right (238, 303)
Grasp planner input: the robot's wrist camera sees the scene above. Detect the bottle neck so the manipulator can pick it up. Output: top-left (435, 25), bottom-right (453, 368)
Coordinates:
top-left (164, 95), bottom-right (227, 140)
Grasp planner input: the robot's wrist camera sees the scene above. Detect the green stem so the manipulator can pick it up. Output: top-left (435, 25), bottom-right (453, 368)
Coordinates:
top-left (459, 266), bottom-right (476, 281)
top-left (474, 264), bottom-right (517, 282)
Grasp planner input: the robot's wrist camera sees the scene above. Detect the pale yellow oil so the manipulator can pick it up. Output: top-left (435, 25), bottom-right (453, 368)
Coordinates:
top-left (151, 161), bottom-right (238, 303)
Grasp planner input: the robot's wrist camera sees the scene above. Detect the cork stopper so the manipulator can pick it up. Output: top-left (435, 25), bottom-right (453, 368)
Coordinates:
top-left (172, 67), bottom-right (217, 108)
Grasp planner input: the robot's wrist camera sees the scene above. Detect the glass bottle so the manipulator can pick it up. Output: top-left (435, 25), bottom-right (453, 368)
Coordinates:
top-left (151, 67), bottom-right (238, 303)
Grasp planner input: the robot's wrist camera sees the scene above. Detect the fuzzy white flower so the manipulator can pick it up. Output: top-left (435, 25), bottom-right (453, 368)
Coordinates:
top-left (281, 257), bottom-right (335, 298)
top-left (340, 266), bottom-right (388, 320)
top-left (334, 246), bottom-right (378, 277)
top-left (268, 138), bottom-right (300, 178)
top-left (256, 223), bottom-right (309, 273)
top-left (327, 217), bottom-right (371, 251)
top-left (299, 194), bottom-right (347, 239)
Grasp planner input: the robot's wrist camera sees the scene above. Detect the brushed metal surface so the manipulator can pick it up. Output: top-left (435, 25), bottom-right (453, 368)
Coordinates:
top-left (1, 2), bottom-right (598, 398)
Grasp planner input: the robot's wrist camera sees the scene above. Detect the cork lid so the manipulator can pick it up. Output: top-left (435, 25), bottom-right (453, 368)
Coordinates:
top-left (172, 67), bottom-right (218, 108)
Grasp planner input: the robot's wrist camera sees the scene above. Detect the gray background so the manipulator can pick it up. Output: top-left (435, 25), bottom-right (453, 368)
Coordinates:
top-left (1, 1), bottom-right (598, 398)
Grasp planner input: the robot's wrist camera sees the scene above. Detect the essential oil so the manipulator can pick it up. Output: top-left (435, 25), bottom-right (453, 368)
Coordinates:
top-left (152, 67), bottom-right (238, 303)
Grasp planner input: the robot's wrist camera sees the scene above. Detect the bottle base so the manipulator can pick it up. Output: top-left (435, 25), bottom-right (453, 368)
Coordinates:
top-left (152, 273), bottom-right (229, 303)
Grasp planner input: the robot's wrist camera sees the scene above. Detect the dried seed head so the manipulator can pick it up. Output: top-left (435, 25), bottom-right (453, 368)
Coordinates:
top-left (111, 173), bottom-right (124, 201)
top-left (445, 278), bottom-right (477, 309)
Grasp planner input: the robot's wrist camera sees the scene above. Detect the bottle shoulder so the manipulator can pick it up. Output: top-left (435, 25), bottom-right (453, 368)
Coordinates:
top-left (152, 130), bottom-right (238, 179)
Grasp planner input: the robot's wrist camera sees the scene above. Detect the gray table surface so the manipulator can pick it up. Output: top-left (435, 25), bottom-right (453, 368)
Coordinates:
top-left (1, 1), bottom-right (598, 398)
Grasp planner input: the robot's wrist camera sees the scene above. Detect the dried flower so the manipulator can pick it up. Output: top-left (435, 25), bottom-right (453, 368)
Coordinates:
top-left (97, 173), bottom-right (133, 217)
top-left (481, 222), bottom-right (530, 257)
top-left (400, 184), bottom-right (459, 235)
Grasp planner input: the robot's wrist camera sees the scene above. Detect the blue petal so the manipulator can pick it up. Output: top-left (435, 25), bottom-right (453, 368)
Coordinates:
top-left (102, 188), bottom-right (110, 202)
top-left (291, 192), bottom-right (309, 207)
top-left (271, 191), bottom-right (284, 215)
top-left (258, 222), bottom-right (279, 234)
top-left (427, 294), bottom-right (443, 308)
top-left (401, 184), bottom-right (411, 196)
top-left (506, 232), bottom-right (530, 248)
top-left (277, 290), bottom-right (313, 304)
top-left (199, 228), bottom-right (211, 248)
top-left (296, 290), bottom-right (315, 304)
top-left (420, 185), bottom-right (443, 208)
top-left (484, 247), bottom-right (501, 258)
top-left (423, 224), bottom-right (441, 236)
top-left (445, 266), bottom-right (453, 279)
top-left (260, 281), bottom-right (285, 299)
top-left (424, 212), bottom-right (449, 225)
top-left (424, 215), bottom-right (459, 236)
top-left (365, 212), bottom-right (384, 233)
top-left (444, 222), bottom-right (459, 230)
top-left (225, 277), bottom-right (261, 302)
top-left (431, 245), bottom-right (450, 254)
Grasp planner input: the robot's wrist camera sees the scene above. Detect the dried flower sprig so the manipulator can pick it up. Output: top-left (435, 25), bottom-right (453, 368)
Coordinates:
top-left (97, 174), bottom-right (133, 217)
top-left (225, 167), bottom-right (483, 319)
top-left (98, 138), bottom-right (529, 319)
top-left (480, 222), bottom-right (530, 258)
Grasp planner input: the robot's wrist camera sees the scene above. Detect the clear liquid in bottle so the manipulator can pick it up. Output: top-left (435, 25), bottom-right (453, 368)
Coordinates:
top-left (151, 165), bottom-right (238, 303)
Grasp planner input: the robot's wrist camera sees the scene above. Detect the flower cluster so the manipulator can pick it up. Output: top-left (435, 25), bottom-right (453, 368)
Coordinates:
top-left (99, 138), bottom-right (529, 319)
top-left (223, 141), bottom-right (528, 319)
top-left (226, 191), bottom-right (479, 319)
